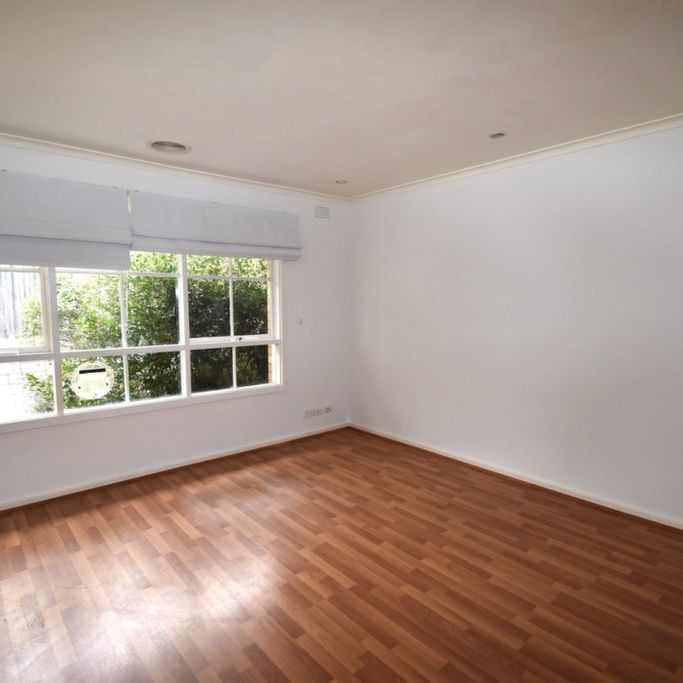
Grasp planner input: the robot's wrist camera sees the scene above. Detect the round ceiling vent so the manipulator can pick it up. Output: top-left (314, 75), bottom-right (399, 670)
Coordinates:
top-left (148, 140), bottom-right (191, 154)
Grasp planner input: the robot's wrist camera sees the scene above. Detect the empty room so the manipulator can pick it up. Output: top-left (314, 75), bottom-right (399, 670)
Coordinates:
top-left (1, 1), bottom-right (683, 681)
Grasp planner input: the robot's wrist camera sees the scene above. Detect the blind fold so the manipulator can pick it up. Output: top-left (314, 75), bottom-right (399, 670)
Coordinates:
top-left (0, 171), bottom-right (301, 268)
top-left (0, 171), bottom-right (132, 269)
top-left (130, 191), bottom-right (301, 261)
top-left (0, 236), bottom-right (131, 269)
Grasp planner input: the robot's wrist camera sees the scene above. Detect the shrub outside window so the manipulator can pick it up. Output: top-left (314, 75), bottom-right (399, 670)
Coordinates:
top-left (0, 253), bottom-right (281, 426)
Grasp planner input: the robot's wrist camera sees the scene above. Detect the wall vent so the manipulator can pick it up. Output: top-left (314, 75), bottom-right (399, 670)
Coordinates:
top-left (314, 205), bottom-right (331, 219)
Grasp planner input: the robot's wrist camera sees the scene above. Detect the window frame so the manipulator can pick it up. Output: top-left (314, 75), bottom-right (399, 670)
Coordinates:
top-left (0, 264), bottom-right (51, 354)
top-left (0, 254), bottom-right (284, 432)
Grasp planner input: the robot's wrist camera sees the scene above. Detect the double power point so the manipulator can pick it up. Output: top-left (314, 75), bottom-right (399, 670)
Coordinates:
top-left (303, 406), bottom-right (333, 418)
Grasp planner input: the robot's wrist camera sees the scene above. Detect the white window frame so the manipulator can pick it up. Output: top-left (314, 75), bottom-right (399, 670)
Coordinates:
top-left (0, 264), bottom-right (51, 354)
top-left (0, 255), bottom-right (284, 433)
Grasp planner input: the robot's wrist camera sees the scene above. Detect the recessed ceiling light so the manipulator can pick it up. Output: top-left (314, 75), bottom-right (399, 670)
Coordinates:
top-left (489, 132), bottom-right (506, 139)
top-left (335, 179), bottom-right (348, 185)
top-left (148, 140), bottom-right (191, 154)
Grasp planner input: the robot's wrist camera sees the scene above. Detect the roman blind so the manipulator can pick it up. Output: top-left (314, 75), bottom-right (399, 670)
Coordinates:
top-left (130, 191), bottom-right (301, 260)
top-left (0, 171), bottom-right (132, 269)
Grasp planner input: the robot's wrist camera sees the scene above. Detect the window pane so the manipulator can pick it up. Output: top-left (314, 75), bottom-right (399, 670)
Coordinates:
top-left (129, 251), bottom-right (178, 274)
top-left (233, 258), bottom-right (268, 278)
top-left (233, 280), bottom-right (269, 336)
top-left (0, 270), bottom-right (45, 349)
top-left (187, 255), bottom-right (231, 277)
top-left (191, 348), bottom-right (233, 392)
top-left (62, 356), bottom-right (124, 410)
top-left (57, 273), bottom-right (121, 350)
top-left (188, 280), bottom-right (231, 338)
top-left (0, 361), bottom-right (54, 423)
top-left (128, 352), bottom-right (181, 401)
top-left (236, 345), bottom-right (270, 387)
top-left (126, 276), bottom-right (179, 346)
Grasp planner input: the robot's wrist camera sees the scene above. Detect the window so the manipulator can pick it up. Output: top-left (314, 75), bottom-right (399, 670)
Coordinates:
top-left (0, 254), bottom-right (281, 426)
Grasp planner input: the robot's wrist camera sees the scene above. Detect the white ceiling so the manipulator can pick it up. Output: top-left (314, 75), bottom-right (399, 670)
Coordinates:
top-left (0, 1), bottom-right (681, 197)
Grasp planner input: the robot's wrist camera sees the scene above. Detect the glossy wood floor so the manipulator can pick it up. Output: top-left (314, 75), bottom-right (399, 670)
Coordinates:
top-left (1, 428), bottom-right (683, 682)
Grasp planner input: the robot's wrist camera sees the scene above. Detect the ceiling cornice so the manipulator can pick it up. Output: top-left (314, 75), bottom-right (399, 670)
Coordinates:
top-left (1, 113), bottom-right (681, 204)
top-left (355, 113), bottom-right (683, 201)
top-left (0, 132), bottom-right (350, 203)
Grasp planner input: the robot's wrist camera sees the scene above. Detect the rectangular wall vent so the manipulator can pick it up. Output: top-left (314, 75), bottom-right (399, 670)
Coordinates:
top-left (314, 205), bottom-right (331, 219)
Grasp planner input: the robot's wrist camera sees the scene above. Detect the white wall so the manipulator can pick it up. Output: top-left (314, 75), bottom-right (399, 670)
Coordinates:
top-left (0, 142), bottom-right (351, 508)
top-left (3, 125), bottom-right (683, 526)
top-left (350, 126), bottom-right (683, 527)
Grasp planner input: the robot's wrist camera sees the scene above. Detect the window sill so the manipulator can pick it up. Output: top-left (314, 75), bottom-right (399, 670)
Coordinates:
top-left (0, 382), bottom-right (286, 435)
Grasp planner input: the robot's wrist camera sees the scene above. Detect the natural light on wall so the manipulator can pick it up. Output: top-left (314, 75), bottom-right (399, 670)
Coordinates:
top-left (0, 253), bottom-right (282, 426)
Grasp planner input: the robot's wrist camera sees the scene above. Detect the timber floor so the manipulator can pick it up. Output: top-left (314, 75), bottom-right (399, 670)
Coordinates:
top-left (1, 427), bottom-right (683, 682)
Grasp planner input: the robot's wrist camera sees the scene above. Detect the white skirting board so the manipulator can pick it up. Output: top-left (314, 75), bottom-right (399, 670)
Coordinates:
top-left (349, 423), bottom-right (683, 531)
top-left (5, 420), bottom-right (682, 531)
top-left (0, 422), bottom-right (349, 512)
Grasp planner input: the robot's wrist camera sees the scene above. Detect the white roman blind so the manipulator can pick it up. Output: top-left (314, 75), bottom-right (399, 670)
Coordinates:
top-left (0, 171), bottom-right (131, 269)
top-left (130, 191), bottom-right (301, 260)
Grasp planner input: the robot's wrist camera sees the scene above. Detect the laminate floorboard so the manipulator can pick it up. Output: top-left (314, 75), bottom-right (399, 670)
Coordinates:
top-left (1, 427), bottom-right (682, 682)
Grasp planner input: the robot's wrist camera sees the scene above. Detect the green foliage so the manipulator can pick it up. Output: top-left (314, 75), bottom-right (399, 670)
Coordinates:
top-left (191, 348), bottom-right (233, 392)
top-left (187, 255), bottom-right (268, 278)
top-left (236, 345), bottom-right (269, 386)
top-left (57, 272), bottom-right (121, 350)
top-left (22, 253), bottom-right (271, 411)
top-left (130, 251), bottom-right (178, 273)
top-left (129, 352), bottom-right (180, 400)
top-left (187, 256), bottom-right (269, 338)
top-left (23, 369), bottom-right (54, 414)
top-left (127, 276), bottom-right (178, 346)
top-left (188, 279), bottom-right (231, 337)
top-left (188, 255), bottom-right (231, 276)
top-left (18, 294), bottom-right (44, 344)
top-left (234, 258), bottom-right (268, 278)
top-left (234, 280), bottom-right (268, 336)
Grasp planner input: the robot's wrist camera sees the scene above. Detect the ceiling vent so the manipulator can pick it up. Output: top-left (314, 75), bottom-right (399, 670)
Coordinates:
top-left (314, 205), bottom-right (331, 219)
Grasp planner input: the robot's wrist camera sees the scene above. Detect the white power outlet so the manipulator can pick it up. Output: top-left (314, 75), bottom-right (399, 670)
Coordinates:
top-left (303, 406), bottom-right (332, 418)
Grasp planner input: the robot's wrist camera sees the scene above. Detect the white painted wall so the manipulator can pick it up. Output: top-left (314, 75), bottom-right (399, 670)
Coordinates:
top-left (3, 125), bottom-right (683, 526)
top-left (0, 142), bottom-right (351, 508)
top-left (350, 126), bottom-right (683, 526)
